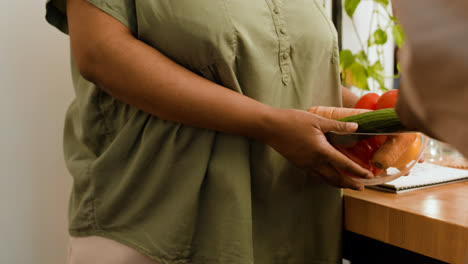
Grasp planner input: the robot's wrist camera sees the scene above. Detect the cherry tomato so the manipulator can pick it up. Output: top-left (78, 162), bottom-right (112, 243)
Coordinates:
top-left (376, 90), bottom-right (399, 109)
top-left (354, 93), bottom-right (380, 110)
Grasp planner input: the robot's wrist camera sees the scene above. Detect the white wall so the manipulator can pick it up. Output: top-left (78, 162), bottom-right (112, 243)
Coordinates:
top-left (1, 1), bottom-right (73, 263)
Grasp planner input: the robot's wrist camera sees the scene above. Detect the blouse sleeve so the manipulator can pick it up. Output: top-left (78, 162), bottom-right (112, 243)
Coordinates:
top-left (45, 0), bottom-right (137, 35)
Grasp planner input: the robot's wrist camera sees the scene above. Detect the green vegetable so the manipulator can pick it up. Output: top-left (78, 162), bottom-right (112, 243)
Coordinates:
top-left (338, 108), bottom-right (406, 133)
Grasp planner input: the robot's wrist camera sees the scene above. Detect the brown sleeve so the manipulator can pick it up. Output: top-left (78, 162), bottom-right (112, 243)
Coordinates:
top-left (393, 0), bottom-right (468, 158)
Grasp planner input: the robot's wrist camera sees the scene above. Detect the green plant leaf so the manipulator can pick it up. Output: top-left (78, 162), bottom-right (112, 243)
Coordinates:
top-left (349, 62), bottom-right (369, 90)
top-left (373, 29), bottom-right (388, 45)
top-left (356, 51), bottom-right (369, 67)
top-left (339, 50), bottom-right (355, 71)
top-left (369, 61), bottom-right (384, 76)
top-left (374, 0), bottom-right (389, 6)
top-left (393, 24), bottom-right (405, 48)
top-left (394, 62), bottom-right (402, 78)
top-left (368, 61), bottom-right (386, 90)
top-left (345, 0), bottom-right (361, 18)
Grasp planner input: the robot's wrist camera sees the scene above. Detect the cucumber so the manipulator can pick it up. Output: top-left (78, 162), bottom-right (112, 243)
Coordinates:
top-left (338, 108), bottom-right (406, 133)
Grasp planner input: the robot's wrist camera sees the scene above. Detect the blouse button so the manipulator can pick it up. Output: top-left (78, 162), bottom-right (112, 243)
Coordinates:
top-left (274, 7), bottom-right (280, 14)
top-left (282, 52), bottom-right (289, 60)
top-left (332, 54), bottom-right (338, 64)
top-left (282, 75), bottom-right (290, 85)
top-left (280, 27), bottom-right (287, 34)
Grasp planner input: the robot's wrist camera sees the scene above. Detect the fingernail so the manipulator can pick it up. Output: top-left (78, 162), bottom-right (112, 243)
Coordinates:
top-left (366, 172), bottom-right (374, 179)
top-left (347, 122), bottom-right (358, 131)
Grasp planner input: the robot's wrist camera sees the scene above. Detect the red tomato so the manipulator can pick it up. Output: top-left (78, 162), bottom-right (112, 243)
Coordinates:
top-left (368, 135), bottom-right (387, 149)
top-left (354, 93), bottom-right (380, 110)
top-left (336, 135), bottom-right (387, 178)
top-left (352, 140), bottom-right (375, 161)
top-left (335, 146), bottom-right (372, 179)
top-left (376, 90), bottom-right (399, 109)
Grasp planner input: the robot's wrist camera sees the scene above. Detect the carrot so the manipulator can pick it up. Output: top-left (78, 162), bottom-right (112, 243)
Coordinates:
top-left (307, 106), bottom-right (370, 120)
top-left (371, 133), bottom-right (418, 169)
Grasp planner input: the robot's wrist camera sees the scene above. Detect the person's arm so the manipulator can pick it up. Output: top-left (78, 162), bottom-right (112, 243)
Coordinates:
top-left (392, 0), bottom-right (468, 157)
top-left (341, 86), bottom-right (359, 108)
top-left (67, 0), bottom-right (374, 190)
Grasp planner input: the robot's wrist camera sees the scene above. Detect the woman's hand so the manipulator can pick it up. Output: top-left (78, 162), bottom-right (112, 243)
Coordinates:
top-left (263, 108), bottom-right (373, 191)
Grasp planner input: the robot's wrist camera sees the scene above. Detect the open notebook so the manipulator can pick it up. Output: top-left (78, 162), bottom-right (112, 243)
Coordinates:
top-left (368, 162), bottom-right (468, 193)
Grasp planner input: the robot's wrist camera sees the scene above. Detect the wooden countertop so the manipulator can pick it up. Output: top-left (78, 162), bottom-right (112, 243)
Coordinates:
top-left (344, 181), bottom-right (468, 264)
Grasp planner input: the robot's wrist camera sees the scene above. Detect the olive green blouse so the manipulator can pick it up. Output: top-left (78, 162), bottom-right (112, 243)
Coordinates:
top-left (46, 0), bottom-right (344, 263)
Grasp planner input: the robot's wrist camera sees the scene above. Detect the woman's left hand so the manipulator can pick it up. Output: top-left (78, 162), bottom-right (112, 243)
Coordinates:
top-left (262, 108), bottom-right (374, 191)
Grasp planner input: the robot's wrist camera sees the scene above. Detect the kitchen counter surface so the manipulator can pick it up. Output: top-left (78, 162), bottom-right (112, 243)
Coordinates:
top-left (344, 181), bottom-right (468, 264)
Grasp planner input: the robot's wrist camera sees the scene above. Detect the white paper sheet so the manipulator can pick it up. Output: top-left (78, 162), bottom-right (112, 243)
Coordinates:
top-left (368, 162), bottom-right (468, 193)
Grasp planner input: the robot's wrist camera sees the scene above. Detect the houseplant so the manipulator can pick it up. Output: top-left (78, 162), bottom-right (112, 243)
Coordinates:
top-left (339, 0), bottom-right (405, 92)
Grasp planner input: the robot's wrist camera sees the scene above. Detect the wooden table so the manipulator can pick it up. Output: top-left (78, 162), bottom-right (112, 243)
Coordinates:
top-left (343, 181), bottom-right (468, 264)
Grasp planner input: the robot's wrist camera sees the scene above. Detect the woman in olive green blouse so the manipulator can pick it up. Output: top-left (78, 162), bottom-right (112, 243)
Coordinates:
top-left (46, 0), bottom-right (372, 263)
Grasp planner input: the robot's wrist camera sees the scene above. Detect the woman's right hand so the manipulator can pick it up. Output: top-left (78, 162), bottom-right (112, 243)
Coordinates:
top-left (263, 108), bottom-right (374, 191)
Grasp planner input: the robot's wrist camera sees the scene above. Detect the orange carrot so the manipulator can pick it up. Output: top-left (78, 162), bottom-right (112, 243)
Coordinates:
top-left (307, 106), bottom-right (370, 120)
top-left (371, 134), bottom-right (418, 169)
